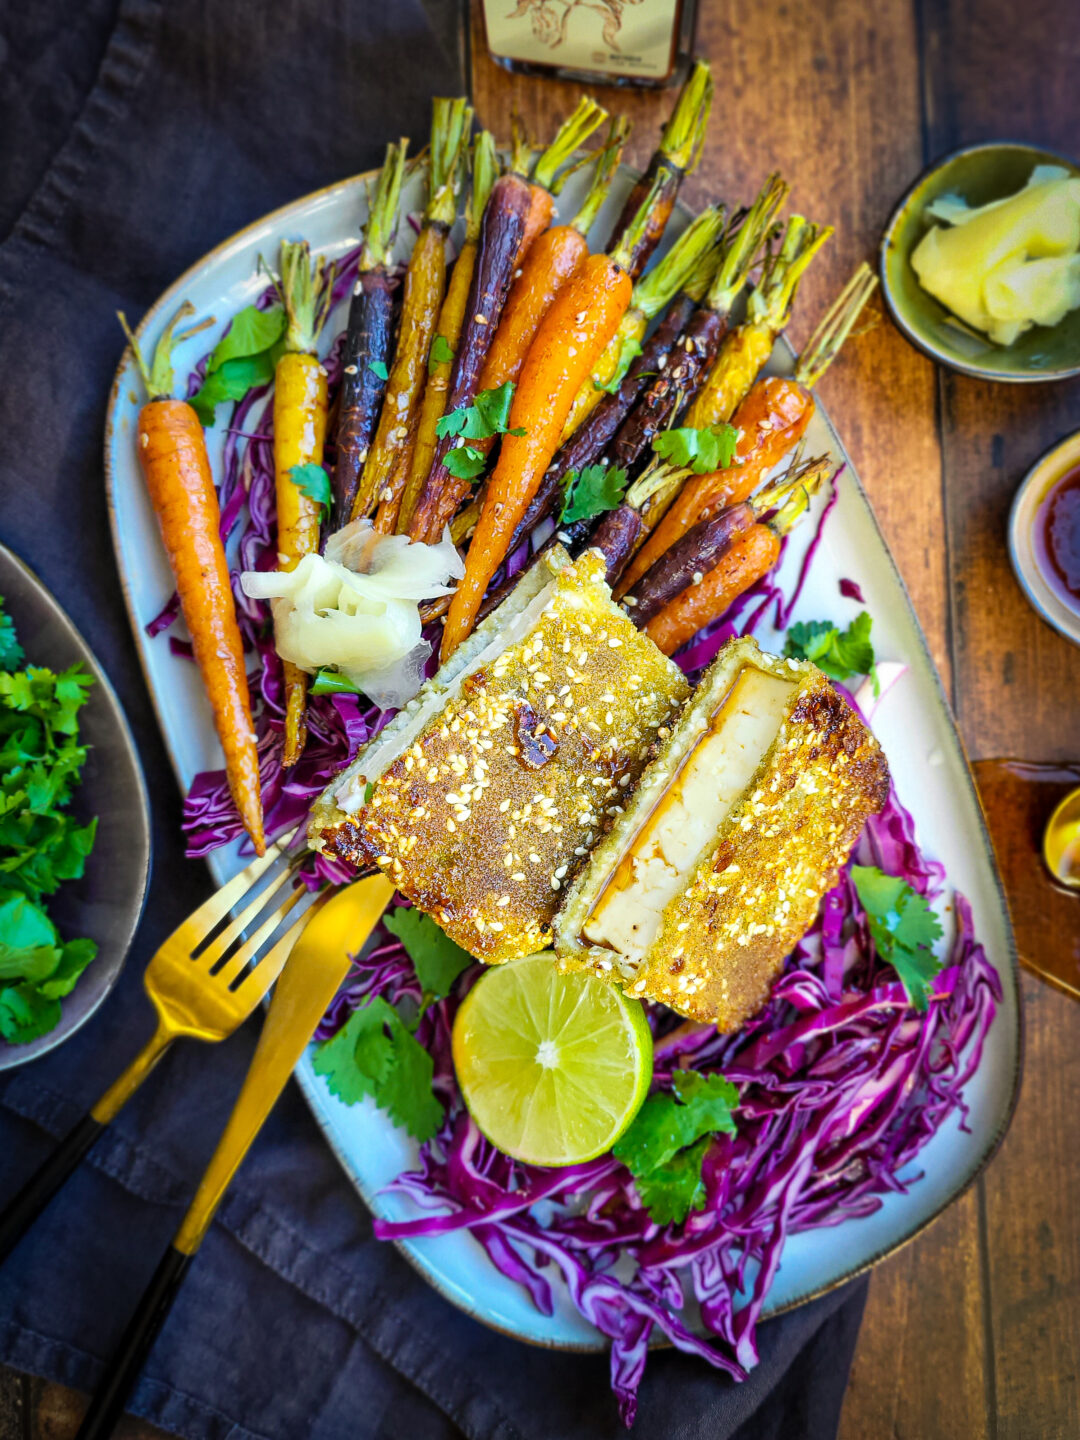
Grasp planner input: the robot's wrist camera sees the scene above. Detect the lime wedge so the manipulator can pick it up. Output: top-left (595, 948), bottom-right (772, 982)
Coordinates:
top-left (452, 953), bottom-right (653, 1167)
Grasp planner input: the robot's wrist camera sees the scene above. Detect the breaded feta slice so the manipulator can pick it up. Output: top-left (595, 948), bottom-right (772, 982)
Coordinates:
top-left (309, 547), bottom-right (689, 963)
top-left (555, 636), bottom-right (890, 1030)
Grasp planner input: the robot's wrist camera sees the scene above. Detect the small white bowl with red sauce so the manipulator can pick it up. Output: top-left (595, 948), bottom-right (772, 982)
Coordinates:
top-left (1009, 430), bottom-right (1080, 646)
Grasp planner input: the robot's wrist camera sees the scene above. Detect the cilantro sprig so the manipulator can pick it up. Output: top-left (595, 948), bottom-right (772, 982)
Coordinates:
top-left (559, 463), bottom-right (629, 527)
top-left (784, 612), bottom-right (878, 694)
top-left (436, 382), bottom-right (526, 483)
top-left (851, 865), bottom-right (945, 1011)
top-left (652, 422), bottom-right (738, 475)
top-left (428, 333), bottom-right (455, 372)
top-left (613, 1070), bottom-right (738, 1225)
top-left (312, 907), bottom-right (473, 1140)
top-left (0, 602), bottom-right (99, 1044)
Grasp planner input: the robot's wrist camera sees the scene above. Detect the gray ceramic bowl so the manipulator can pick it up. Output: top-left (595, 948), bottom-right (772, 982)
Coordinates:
top-left (880, 140), bottom-right (1080, 382)
top-left (0, 542), bottom-right (151, 1069)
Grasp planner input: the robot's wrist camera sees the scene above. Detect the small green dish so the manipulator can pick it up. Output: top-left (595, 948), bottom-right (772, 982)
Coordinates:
top-left (879, 141), bottom-right (1080, 383)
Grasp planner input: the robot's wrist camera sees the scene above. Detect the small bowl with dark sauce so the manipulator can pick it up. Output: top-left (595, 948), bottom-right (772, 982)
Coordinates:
top-left (1009, 430), bottom-right (1080, 646)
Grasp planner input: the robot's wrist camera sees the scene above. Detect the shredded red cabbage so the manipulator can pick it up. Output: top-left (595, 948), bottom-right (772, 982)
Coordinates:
top-left (157, 287), bottom-right (1000, 1424)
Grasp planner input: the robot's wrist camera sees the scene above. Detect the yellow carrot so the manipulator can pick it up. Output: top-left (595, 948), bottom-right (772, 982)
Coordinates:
top-left (397, 132), bottom-right (499, 535)
top-left (272, 240), bottom-right (334, 766)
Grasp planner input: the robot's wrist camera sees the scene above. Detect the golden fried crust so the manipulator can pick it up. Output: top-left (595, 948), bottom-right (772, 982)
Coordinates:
top-left (628, 671), bottom-right (889, 1028)
top-left (314, 553), bottom-right (689, 962)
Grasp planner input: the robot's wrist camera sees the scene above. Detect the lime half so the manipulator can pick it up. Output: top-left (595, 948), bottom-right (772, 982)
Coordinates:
top-left (452, 953), bottom-right (653, 1167)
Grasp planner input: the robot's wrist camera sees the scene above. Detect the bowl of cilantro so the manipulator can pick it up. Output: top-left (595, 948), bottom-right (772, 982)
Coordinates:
top-left (0, 542), bottom-right (150, 1068)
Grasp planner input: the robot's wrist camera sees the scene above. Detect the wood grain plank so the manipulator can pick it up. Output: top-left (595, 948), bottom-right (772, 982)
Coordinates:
top-left (839, 1192), bottom-right (990, 1440)
top-left (27, 1378), bottom-right (167, 1440)
top-left (919, 3), bottom-right (1080, 1439)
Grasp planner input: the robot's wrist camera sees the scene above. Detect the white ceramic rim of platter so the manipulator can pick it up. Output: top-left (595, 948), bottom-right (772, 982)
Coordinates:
top-left (104, 163), bottom-right (1022, 1352)
top-left (1008, 429), bottom-right (1080, 648)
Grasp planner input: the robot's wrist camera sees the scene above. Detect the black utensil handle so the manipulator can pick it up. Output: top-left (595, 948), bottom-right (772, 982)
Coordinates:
top-left (75, 1245), bottom-right (193, 1440)
top-left (0, 1112), bottom-right (105, 1265)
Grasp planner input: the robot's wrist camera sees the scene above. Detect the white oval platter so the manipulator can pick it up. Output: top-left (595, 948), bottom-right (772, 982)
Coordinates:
top-left (104, 163), bottom-right (1020, 1349)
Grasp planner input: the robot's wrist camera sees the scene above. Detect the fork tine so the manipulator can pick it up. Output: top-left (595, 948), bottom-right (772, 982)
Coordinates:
top-left (184, 828), bottom-right (302, 940)
top-left (230, 891), bottom-right (331, 1007)
top-left (212, 882), bottom-right (312, 989)
top-left (192, 855), bottom-right (303, 971)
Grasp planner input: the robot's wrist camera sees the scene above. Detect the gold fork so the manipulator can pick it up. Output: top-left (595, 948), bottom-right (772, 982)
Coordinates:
top-left (0, 834), bottom-right (321, 1264)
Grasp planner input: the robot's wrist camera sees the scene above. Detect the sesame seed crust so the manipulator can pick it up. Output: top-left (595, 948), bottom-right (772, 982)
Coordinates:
top-left (313, 551), bottom-right (688, 963)
top-left (556, 637), bottom-right (890, 1031)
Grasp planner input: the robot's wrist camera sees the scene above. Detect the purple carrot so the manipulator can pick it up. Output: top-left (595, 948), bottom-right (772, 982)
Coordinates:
top-left (331, 140), bottom-right (408, 530)
top-left (606, 60), bottom-right (713, 280)
top-left (407, 171), bottom-right (532, 542)
top-left (609, 173), bottom-right (787, 474)
top-left (627, 457), bottom-right (830, 626)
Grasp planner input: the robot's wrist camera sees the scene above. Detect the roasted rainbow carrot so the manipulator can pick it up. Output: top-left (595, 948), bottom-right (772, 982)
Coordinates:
top-left (558, 199), bottom-right (728, 442)
top-left (616, 262), bottom-right (876, 594)
top-left (407, 100), bottom-right (608, 542)
top-left (396, 132), bottom-right (499, 536)
top-left (607, 173), bottom-right (787, 474)
top-left (119, 304), bottom-right (265, 854)
top-left (356, 99), bottom-right (471, 528)
top-left (472, 117), bottom-right (629, 418)
top-left (271, 240), bottom-right (335, 765)
top-left (626, 456), bottom-right (831, 625)
top-left (641, 459), bottom-right (833, 655)
top-left (330, 140), bottom-right (408, 530)
top-left (438, 249), bottom-right (637, 660)
top-left (605, 59), bottom-right (714, 280)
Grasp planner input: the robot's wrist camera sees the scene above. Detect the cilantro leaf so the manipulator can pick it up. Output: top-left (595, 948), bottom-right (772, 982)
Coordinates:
top-left (313, 994), bottom-right (445, 1141)
top-left (436, 383), bottom-right (525, 443)
top-left (443, 445), bottom-right (488, 482)
top-left (205, 305), bottom-right (286, 374)
top-left (784, 612), bottom-right (878, 692)
top-left (851, 865), bottom-right (945, 1011)
top-left (38, 937), bottom-right (97, 999)
top-left (376, 1020), bottom-right (444, 1140)
top-left (613, 1069), bottom-right (736, 1225)
top-left (0, 983), bottom-right (61, 1044)
top-left (632, 1136), bottom-right (711, 1225)
top-left (189, 352), bottom-right (276, 426)
top-left (289, 463), bottom-right (332, 522)
top-left (560, 464), bottom-right (629, 527)
top-left (369, 359), bottom-right (389, 381)
top-left (312, 996), bottom-right (399, 1105)
top-left (652, 423), bottom-right (738, 475)
top-left (0, 599), bottom-right (24, 674)
top-left (363, 781), bottom-right (375, 804)
top-left (428, 333), bottom-right (455, 372)
top-left (383, 907), bottom-right (472, 1000)
top-left (594, 337), bottom-right (642, 394)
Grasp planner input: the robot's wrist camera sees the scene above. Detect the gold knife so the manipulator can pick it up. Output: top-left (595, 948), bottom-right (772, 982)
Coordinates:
top-left (75, 873), bottom-right (395, 1440)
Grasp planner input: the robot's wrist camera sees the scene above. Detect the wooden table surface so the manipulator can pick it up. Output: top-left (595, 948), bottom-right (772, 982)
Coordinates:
top-left (4, 1), bottom-right (1079, 1435)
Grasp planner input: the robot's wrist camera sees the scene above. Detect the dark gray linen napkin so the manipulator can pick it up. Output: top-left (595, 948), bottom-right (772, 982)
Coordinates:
top-left (0, 2), bottom-right (868, 1435)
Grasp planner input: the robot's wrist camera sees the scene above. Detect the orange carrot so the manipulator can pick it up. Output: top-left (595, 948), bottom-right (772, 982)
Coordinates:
top-left (644, 526), bottom-right (780, 656)
top-left (471, 121), bottom-right (627, 452)
top-left (119, 305), bottom-right (265, 854)
top-left (439, 253), bottom-right (632, 660)
top-left (515, 185), bottom-right (554, 268)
